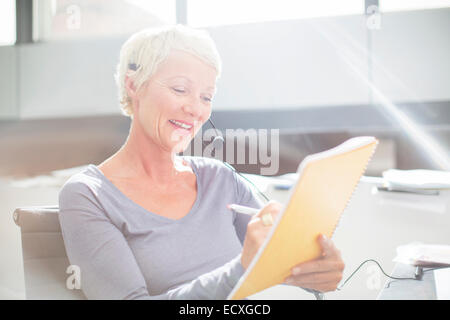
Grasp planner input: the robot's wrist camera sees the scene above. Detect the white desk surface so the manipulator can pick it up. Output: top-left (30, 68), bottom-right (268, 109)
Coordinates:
top-left (242, 174), bottom-right (450, 300)
top-left (1, 170), bottom-right (449, 300)
top-left (435, 268), bottom-right (450, 300)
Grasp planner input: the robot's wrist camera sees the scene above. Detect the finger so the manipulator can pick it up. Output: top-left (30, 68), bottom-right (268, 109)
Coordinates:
top-left (253, 201), bottom-right (282, 227)
top-left (248, 217), bottom-right (274, 231)
top-left (290, 259), bottom-right (345, 275)
top-left (317, 234), bottom-right (340, 258)
top-left (255, 200), bottom-right (282, 218)
top-left (285, 271), bottom-right (343, 285)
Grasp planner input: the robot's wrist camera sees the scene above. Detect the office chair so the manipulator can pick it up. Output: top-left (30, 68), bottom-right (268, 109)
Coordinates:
top-left (13, 205), bottom-right (325, 300)
top-left (13, 205), bottom-right (86, 300)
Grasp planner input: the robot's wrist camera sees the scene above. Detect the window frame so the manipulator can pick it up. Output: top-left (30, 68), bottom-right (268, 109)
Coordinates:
top-left (28, 0), bottom-right (183, 44)
top-left (0, 0), bottom-right (18, 46)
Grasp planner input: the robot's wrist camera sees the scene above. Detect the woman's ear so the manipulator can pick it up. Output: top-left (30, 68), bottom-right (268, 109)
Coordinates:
top-left (125, 75), bottom-right (138, 99)
top-left (125, 75), bottom-right (140, 114)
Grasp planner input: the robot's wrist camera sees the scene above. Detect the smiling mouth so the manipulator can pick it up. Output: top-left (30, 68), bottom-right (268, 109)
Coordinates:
top-left (169, 119), bottom-right (193, 130)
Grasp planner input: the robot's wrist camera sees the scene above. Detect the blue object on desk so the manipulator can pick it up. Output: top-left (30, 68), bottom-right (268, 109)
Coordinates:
top-left (274, 183), bottom-right (293, 190)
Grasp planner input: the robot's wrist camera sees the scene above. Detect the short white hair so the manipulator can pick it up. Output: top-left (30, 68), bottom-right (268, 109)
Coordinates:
top-left (115, 24), bottom-right (222, 117)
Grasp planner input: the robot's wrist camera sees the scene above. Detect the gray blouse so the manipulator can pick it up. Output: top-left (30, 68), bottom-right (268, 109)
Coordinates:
top-left (58, 156), bottom-right (263, 299)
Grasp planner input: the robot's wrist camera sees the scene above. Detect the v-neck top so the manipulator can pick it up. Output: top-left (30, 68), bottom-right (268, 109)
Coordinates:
top-left (93, 158), bottom-right (202, 224)
top-left (58, 156), bottom-right (263, 299)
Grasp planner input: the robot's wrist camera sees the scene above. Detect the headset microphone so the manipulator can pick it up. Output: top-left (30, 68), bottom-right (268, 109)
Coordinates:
top-left (212, 135), bottom-right (225, 149)
top-left (208, 119), bottom-right (225, 150)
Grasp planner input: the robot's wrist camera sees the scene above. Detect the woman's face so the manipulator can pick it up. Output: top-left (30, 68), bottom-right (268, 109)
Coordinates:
top-left (132, 49), bottom-right (217, 154)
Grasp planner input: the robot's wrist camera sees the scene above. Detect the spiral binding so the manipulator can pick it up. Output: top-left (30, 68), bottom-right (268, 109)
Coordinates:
top-left (330, 139), bottom-right (379, 239)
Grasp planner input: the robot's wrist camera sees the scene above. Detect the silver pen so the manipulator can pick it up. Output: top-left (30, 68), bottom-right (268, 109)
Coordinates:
top-left (227, 204), bottom-right (260, 215)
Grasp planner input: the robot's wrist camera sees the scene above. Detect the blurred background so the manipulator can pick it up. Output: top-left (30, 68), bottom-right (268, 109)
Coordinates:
top-left (0, 0), bottom-right (449, 300)
top-left (0, 0), bottom-right (449, 177)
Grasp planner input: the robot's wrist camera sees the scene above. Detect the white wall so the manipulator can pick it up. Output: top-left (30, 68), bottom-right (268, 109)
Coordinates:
top-left (372, 9), bottom-right (450, 103)
top-left (0, 46), bottom-right (18, 119)
top-left (207, 15), bottom-right (370, 110)
top-left (18, 39), bottom-right (122, 118)
top-left (0, 8), bottom-right (449, 120)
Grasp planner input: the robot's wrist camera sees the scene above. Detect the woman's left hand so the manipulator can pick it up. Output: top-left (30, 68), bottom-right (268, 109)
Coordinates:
top-left (283, 234), bottom-right (345, 293)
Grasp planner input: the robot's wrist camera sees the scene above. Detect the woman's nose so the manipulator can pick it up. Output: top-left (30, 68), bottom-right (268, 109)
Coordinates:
top-left (182, 96), bottom-right (203, 118)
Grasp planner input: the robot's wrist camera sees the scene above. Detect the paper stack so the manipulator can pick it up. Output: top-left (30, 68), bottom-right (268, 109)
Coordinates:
top-left (394, 242), bottom-right (450, 267)
top-left (382, 169), bottom-right (450, 195)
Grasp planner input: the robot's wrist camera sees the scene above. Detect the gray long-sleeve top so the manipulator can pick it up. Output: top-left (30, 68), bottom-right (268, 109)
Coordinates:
top-left (58, 156), bottom-right (263, 299)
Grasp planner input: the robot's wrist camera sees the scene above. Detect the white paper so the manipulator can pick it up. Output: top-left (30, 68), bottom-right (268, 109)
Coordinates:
top-left (394, 242), bottom-right (450, 266)
top-left (435, 268), bottom-right (450, 300)
top-left (383, 169), bottom-right (450, 190)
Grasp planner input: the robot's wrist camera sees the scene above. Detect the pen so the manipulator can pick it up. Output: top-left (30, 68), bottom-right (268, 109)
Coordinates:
top-left (227, 204), bottom-right (260, 215)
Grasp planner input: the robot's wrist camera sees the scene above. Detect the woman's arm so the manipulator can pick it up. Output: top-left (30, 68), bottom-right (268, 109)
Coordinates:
top-left (59, 205), bottom-right (152, 299)
top-left (59, 182), bottom-right (246, 300)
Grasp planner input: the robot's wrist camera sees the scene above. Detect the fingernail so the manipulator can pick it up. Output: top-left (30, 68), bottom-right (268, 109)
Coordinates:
top-left (292, 267), bottom-right (301, 275)
top-left (285, 277), bottom-right (294, 284)
top-left (322, 234), bottom-right (328, 241)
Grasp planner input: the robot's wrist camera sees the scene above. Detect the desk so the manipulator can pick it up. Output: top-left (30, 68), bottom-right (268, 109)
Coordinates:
top-left (243, 174), bottom-right (450, 300)
top-left (2, 170), bottom-right (449, 300)
top-left (377, 263), bottom-right (436, 300)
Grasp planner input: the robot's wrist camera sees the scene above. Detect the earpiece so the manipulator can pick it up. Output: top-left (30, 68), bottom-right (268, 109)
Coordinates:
top-left (211, 135), bottom-right (225, 149)
top-left (208, 119), bottom-right (225, 150)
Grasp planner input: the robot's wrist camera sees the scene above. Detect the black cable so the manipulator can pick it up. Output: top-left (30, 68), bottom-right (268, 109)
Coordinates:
top-left (222, 161), bottom-right (270, 203)
top-left (337, 259), bottom-right (444, 290)
top-left (337, 259), bottom-right (413, 291)
top-left (206, 118), bottom-right (270, 203)
top-left (198, 135), bottom-right (270, 203)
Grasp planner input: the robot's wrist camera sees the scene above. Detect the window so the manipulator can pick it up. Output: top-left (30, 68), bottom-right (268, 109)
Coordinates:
top-left (0, 0), bottom-right (16, 46)
top-left (187, 0), bottom-right (364, 27)
top-left (33, 0), bottom-right (176, 41)
top-left (380, 0), bottom-right (450, 12)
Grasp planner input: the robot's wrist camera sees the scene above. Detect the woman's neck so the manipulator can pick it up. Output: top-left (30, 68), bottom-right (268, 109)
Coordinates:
top-left (110, 120), bottom-right (191, 187)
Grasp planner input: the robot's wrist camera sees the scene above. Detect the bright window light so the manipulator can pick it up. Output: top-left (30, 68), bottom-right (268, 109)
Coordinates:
top-left (0, 0), bottom-right (16, 46)
top-left (35, 0), bottom-right (175, 41)
top-left (187, 0), bottom-right (364, 27)
top-left (380, 0), bottom-right (450, 12)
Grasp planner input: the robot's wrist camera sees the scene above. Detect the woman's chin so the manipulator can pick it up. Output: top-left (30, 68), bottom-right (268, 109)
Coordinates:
top-left (167, 138), bottom-right (193, 154)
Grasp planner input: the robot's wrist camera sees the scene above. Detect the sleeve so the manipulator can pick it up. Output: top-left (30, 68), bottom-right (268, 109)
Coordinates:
top-left (230, 169), bottom-right (266, 245)
top-left (58, 181), bottom-right (245, 300)
top-left (165, 254), bottom-right (245, 299)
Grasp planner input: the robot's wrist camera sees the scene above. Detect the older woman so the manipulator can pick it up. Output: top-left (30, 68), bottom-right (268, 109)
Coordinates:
top-left (58, 25), bottom-right (344, 300)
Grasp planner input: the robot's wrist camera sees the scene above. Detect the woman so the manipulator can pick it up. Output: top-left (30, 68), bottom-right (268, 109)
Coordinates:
top-left (58, 25), bottom-right (344, 300)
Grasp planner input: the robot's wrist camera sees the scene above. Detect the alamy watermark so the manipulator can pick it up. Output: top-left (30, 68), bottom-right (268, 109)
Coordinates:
top-left (366, 4), bottom-right (381, 30)
top-left (66, 4), bottom-right (81, 30)
top-left (366, 264), bottom-right (382, 290)
top-left (66, 265), bottom-right (81, 290)
top-left (177, 127), bottom-right (280, 176)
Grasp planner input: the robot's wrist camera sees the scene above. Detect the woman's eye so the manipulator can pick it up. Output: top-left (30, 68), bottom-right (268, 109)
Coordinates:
top-left (172, 87), bottom-right (186, 94)
top-left (171, 86), bottom-right (212, 102)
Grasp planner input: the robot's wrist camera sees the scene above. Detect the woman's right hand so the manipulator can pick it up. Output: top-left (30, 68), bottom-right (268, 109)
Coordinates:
top-left (240, 200), bottom-right (283, 270)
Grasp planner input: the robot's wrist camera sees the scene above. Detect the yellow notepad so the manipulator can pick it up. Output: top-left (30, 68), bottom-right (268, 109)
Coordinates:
top-left (228, 136), bottom-right (378, 300)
